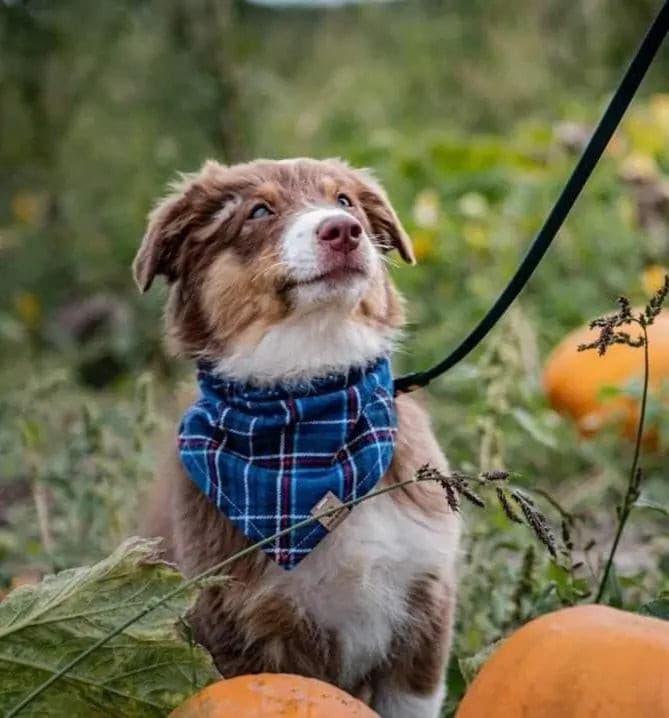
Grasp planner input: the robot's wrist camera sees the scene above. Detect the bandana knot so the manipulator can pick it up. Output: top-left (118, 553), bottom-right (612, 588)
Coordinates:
top-left (178, 356), bottom-right (397, 569)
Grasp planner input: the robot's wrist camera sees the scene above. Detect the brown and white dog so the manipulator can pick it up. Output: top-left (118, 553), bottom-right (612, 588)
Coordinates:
top-left (135, 158), bottom-right (460, 718)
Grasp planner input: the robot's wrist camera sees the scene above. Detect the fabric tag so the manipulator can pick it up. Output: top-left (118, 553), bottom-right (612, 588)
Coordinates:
top-left (311, 491), bottom-right (350, 531)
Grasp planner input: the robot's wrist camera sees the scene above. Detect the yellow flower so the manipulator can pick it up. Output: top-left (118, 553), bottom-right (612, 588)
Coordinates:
top-left (14, 292), bottom-right (41, 329)
top-left (649, 94), bottom-right (669, 134)
top-left (11, 192), bottom-right (46, 226)
top-left (411, 228), bottom-right (436, 262)
top-left (624, 114), bottom-right (666, 158)
top-left (462, 222), bottom-right (488, 251)
top-left (641, 265), bottom-right (669, 298)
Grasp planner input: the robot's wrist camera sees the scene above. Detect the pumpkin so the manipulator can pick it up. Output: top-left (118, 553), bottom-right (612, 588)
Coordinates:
top-left (169, 673), bottom-right (379, 718)
top-left (456, 605), bottom-right (669, 718)
top-left (543, 308), bottom-right (669, 438)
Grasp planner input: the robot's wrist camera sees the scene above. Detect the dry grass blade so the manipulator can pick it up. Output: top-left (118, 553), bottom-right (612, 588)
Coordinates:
top-left (511, 491), bottom-right (557, 558)
top-left (416, 464), bottom-right (557, 555)
top-left (578, 274), bottom-right (669, 603)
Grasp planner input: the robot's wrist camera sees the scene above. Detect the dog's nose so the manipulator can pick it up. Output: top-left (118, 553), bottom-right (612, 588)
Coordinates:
top-left (317, 216), bottom-right (362, 253)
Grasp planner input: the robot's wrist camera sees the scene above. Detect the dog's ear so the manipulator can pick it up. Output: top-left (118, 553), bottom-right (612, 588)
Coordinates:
top-left (133, 160), bottom-right (228, 293)
top-left (356, 170), bottom-right (415, 265)
top-left (133, 188), bottom-right (193, 293)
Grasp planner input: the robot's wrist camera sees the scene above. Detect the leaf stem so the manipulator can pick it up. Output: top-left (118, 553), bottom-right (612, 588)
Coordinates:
top-left (594, 321), bottom-right (650, 604)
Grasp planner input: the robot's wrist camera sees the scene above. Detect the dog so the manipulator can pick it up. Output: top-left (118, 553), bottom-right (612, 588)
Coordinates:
top-left (135, 158), bottom-right (460, 718)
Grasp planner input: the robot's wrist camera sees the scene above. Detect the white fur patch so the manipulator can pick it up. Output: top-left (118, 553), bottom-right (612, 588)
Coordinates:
top-left (281, 208), bottom-right (353, 280)
top-left (213, 206), bottom-right (393, 385)
top-left (214, 308), bottom-right (398, 386)
top-left (281, 207), bottom-right (376, 311)
top-left (374, 683), bottom-right (446, 718)
top-left (264, 489), bottom-right (460, 696)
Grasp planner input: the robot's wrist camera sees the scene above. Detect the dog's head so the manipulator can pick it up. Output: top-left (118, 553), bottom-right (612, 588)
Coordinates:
top-left (134, 158), bottom-right (414, 384)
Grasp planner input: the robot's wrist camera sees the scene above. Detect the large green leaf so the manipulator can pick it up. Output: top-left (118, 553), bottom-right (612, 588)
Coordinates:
top-left (0, 538), bottom-right (218, 718)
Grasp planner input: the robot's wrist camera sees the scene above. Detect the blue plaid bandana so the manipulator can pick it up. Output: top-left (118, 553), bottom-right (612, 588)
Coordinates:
top-left (178, 356), bottom-right (397, 570)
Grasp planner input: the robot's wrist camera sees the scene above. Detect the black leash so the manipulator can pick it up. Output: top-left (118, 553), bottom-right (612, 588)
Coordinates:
top-left (394, 0), bottom-right (669, 395)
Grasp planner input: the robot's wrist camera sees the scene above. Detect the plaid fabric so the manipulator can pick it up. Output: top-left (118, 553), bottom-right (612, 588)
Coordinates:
top-left (178, 357), bottom-right (397, 570)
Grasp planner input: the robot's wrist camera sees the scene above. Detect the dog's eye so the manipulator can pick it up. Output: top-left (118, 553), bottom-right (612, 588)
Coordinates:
top-left (336, 193), bottom-right (353, 208)
top-left (249, 203), bottom-right (273, 220)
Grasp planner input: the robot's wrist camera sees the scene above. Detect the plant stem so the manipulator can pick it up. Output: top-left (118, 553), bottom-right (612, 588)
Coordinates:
top-left (5, 472), bottom-right (442, 717)
top-left (594, 322), bottom-right (650, 604)
top-left (31, 477), bottom-right (54, 557)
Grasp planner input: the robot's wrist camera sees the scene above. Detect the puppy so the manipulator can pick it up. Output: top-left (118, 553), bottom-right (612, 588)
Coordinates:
top-left (135, 158), bottom-right (460, 718)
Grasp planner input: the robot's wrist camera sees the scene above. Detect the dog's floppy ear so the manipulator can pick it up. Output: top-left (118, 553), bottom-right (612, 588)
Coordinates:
top-left (133, 160), bottom-right (228, 293)
top-left (133, 189), bottom-right (192, 293)
top-left (357, 170), bottom-right (415, 265)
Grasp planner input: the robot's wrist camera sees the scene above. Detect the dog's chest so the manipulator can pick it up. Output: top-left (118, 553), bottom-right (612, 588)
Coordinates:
top-left (264, 490), bottom-right (456, 684)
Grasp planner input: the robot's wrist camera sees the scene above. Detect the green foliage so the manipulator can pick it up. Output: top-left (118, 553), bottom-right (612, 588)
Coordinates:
top-left (0, 370), bottom-right (161, 580)
top-left (458, 641), bottom-right (501, 686)
top-left (0, 538), bottom-right (218, 717)
top-left (639, 594), bottom-right (669, 621)
top-left (1, 2), bottom-right (669, 715)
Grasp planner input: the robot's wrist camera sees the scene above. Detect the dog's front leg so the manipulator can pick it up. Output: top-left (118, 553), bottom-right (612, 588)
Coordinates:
top-left (373, 681), bottom-right (446, 718)
top-left (372, 578), bottom-right (454, 718)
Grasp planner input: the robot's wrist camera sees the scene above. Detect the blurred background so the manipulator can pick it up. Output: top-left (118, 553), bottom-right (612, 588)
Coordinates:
top-left (1, 0), bottom-right (669, 711)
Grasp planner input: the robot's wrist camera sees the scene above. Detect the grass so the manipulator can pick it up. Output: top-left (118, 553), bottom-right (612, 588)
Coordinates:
top-left (3, 103), bottom-right (669, 710)
top-left (2, 2), bottom-right (669, 713)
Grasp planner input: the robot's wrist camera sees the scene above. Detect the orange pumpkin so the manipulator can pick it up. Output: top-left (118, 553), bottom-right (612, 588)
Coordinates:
top-left (543, 309), bottom-right (669, 438)
top-left (456, 605), bottom-right (669, 718)
top-left (169, 673), bottom-right (379, 718)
